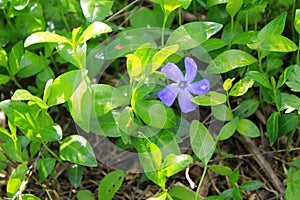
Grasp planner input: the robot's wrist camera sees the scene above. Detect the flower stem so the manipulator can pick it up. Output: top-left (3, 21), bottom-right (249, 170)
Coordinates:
top-left (194, 165), bottom-right (208, 200)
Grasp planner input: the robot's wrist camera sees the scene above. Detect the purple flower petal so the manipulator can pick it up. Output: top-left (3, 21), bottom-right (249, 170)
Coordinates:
top-left (178, 90), bottom-right (198, 113)
top-left (158, 83), bottom-right (180, 106)
top-left (184, 57), bottom-right (197, 82)
top-left (188, 79), bottom-right (210, 95)
top-left (161, 63), bottom-right (184, 82)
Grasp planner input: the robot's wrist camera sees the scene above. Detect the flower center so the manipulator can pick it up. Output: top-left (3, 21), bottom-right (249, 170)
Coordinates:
top-left (178, 81), bottom-right (187, 89)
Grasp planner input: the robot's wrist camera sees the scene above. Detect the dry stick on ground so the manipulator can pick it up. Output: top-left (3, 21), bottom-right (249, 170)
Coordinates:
top-left (238, 136), bottom-right (285, 194)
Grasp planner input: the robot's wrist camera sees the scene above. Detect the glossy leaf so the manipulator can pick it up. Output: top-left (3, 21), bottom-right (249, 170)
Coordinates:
top-left (68, 165), bottom-right (83, 188)
top-left (18, 52), bottom-right (49, 78)
top-left (233, 99), bottom-right (260, 118)
top-left (192, 91), bottom-right (226, 106)
top-left (0, 47), bottom-right (8, 68)
top-left (218, 117), bottom-right (238, 141)
top-left (237, 119), bottom-right (260, 138)
top-left (201, 38), bottom-right (227, 52)
top-left (78, 21), bottom-right (112, 44)
top-left (24, 32), bottom-right (71, 47)
top-left (208, 165), bottom-right (232, 176)
top-left (223, 78), bottom-right (235, 92)
top-left (46, 70), bottom-right (87, 106)
top-left (246, 71), bottom-right (272, 89)
top-left (278, 113), bottom-right (299, 137)
top-left (258, 12), bottom-right (287, 39)
top-left (21, 194), bottom-right (41, 200)
top-left (207, 0), bottom-right (228, 7)
top-left (229, 77), bottom-right (254, 96)
top-left (206, 50), bottom-right (257, 74)
top-left (8, 41), bottom-right (24, 76)
top-left (0, 74), bottom-right (10, 84)
top-left (60, 135), bottom-right (97, 167)
top-left (135, 100), bottom-right (176, 129)
top-left (12, 89), bottom-right (48, 109)
top-left (98, 170), bottom-right (125, 200)
top-left (148, 191), bottom-right (168, 200)
top-left (80, 0), bottom-right (114, 22)
top-left (169, 185), bottom-right (202, 200)
top-left (37, 158), bottom-right (56, 182)
top-left (160, 154), bottom-right (193, 177)
top-left (151, 44), bottom-right (179, 72)
top-left (277, 65), bottom-right (295, 89)
top-left (226, 0), bottom-right (242, 18)
top-left (294, 9), bottom-right (300, 34)
top-left (266, 112), bottom-right (279, 146)
top-left (7, 163), bottom-right (28, 197)
top-left (167, 22), bottom-right (223, 50)
top-left (152, 130), bottom-right (181, 157)
top-left (190, 120), bottom-right (215, 165)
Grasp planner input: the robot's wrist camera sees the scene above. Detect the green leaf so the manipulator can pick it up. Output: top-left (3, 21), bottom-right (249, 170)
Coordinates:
top-left (0, 47), bottom-right (8, 68)
top-left (12, 89), bottom-right (48, 109)
top-left (24, 32), bottom-right (71, 47)
top-left (208, 165), bottom-right (232, 176)
top-left (223, 78), bottom-right (235, 92)
top-left (46, 70), bottom-right (87, 106)
top-left (148, 191), bottom-right (168, 200)
top-left (229, 168), bottom-right (239, 186)
top-left (190, 120), bottom-right (215, 165)
top-left (126, 54), bottom-right (143, 77)
top-left (232, 185), bottom-right (242, 200)
top-left (246, 71), bottom-right (272, 89)
top-left (277, 65), bottom-right (295, 89)
top-left (206, 50), bottom-right (257, 74)
top-left (57, 42), bottom-right (86, 68)
top-left (240, 180), bottom-right (264, 191)
top-left (212, 104), bottom-right (233, 121)
top-left (169, 185), bottom-right (202, 200)
top-left (8, 41), bottom-right (24, 76)
top-left (192, 91), bottom-right (226, 106)
top-left (233, 99), bottom-right (260, 118)
top-left (286, 65), bottom-right (300, 92)
top-left (278, 113), bottom-right (299, 137)
top-left (167, 22), bottom-right (223, 50)
top-left (0, 74), bottom-right (10, 84)
top-left (248, 34), bottom-right (297, 52)
top-left (295, 9), bottom-right (300, 34)
top-left (152, 130), bottom-right (181, 158)
top-left (37, 158), bottom-right (56, 182)
top-left (78, 21), bottom-right (112, 44)
top-left (18, 52), bottom-right (49, 78)
top-left (161, 154), bottom-right (193, 177)
top-left (98, 170), bottom-right (125, 200)
top-left (21, 194), bottom-right (41, 200)
top-left (286, 181), bottom-right (300, 200)
top-left (218, 117), bottom-right (238, 141)
top-left (151, 44), bottom-right (179, 72)
top-left (134, 136), bottom-right (163, 186)
top-left (7, 163), bottom-right (28, 197)
top-left (80, 0), bottom-right (114, 22)
top-left (60, 135), bottom-right (97, 167)
top-left (233, 31), bottom-right (257, 45)
top-left (68, 76), bottom-right (92, 132)
top-left (258, 12), bottom-right (287, 39)
top-left (229, 77), bottom-right (254, 96)
top-left (135, 100), bottom-right (176, 129)
top-left (226, 0), bottom-right (242, 18)
top-left (68, 165), bottom-right (83, 188)
top-left (201, 38), bottom-right (227, 52)
top-left (207, 0), bottom-right (228, 7)
top-left (77, 190), bottom-right (95, 200)
top-left (266, 112), bottom-right (279, 146)
top-left (237, 119), bottom-right (260, 138)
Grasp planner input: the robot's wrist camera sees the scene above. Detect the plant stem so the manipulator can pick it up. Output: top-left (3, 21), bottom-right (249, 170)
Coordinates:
top-left (178, 7), bottom-right (182, 26)
top-left (194, 165), bottom-right (208, 200)
top-left (228, 17), bottom-right (234, 48)
top-left (245, 11), bottom-right (249, 32)
top-left (11, 76), bottom-right (23, 89)
top-left (42, 142), bottom-right (68, 168)
top-left (161, 15), bottom-right (168, 47)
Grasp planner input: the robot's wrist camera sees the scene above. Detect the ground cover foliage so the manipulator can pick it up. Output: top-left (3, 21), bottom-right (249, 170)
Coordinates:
top-left (0, 0), bottom-right (300, 199)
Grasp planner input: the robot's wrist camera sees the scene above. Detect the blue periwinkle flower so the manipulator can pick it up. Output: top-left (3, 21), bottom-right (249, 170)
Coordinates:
top-left (158, 57), bottom-right (210, 113)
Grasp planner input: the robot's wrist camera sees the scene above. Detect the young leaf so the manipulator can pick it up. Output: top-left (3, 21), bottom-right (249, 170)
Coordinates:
top-left (266, 112), bottom-right (279, 146)
top-left (190, 120), bottom-right (215, 165)
top-left (21, 194), bottom-right (41, 200)
top-left (37, 158), bottom-right (56, 183)
top-left (151, 44), bottom-right (179, 72)
top-left (192, 91), bottom-right (226, 106)
top-left (98, 170), bottom-right (125, 200)
top-left (7, 163), bottom-right (28, 197)
top-left (229, 77), bottom-right (254, 96)
top-left (78, 21), bottom-right (112, 44)
top-left (229, 168), bottom-right (239, 186)
top-left (226, 0), bottom-right (242, 18)
top-left (12, 89), bottom-right (48, 109)
top-left (237, 119), bottom-right (260, 138)
top-left (240, 180), bottom-right (264, 191)
top-left (148, 191), bottom-right (168, 200)
top-left (223, 78), bottom-right (235, 92)
top-left (167, 22), bottom-right (223, 50)
top-left (258, 12), bottom-right (287, 39)
top-left (160, 154), bottom-right (193, 177)
top-left (8, 41), bottom-right (24, 76)
top-left (218, 117), bottom-right (238, 141)
top-left (208, 165), bottom-right (232, 176)
top-left (59, 135), bottom-right (97, 167)
top-left (206, 50), bottom-right (257, 74)
top-left (126, 54), bottom-right (143, 77)
top-left (135, 100), bottom-right (176, 129)
top-left (68, 165), bottom-right (83, 188)
top-left (232, 186), bottom-right (242, 200)
top-left (24, 32), bottom-right (71, 47)
top-left (0, 47), bottom-right (8, 68)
